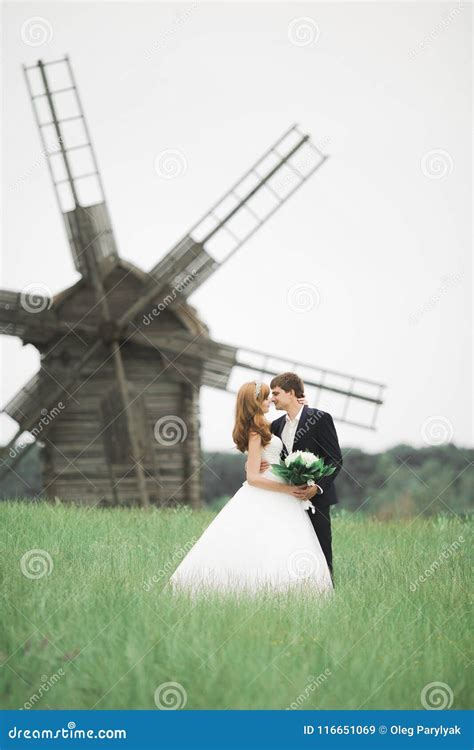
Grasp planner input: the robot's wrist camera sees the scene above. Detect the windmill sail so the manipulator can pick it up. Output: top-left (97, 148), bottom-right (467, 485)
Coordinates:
top-left (129, 328), bottom-right (237, 391)
top-left (147, 124), bottom-right (327, 299)
top-left (225, 347), bottom-right (385, 431)
top-left (22, 56), bottom-right (119, 278)
top-left (129, 330), bottom-right (385, 430)
top-left (0, 288), bottom-right (58, 342)
top-left (0, 371), bottom-right (63, 480)
top-left (0, 340), bottom-right (104, 470)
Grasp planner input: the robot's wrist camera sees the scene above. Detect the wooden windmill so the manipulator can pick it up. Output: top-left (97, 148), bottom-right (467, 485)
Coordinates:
top-left (0, 55), bottom-right (385, 508)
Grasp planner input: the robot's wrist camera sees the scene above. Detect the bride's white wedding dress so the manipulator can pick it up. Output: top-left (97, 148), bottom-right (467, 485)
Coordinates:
top-left (168, 435), bottom-right (334, 597)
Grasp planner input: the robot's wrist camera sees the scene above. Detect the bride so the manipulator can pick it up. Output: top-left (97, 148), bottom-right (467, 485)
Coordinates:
top-left (168, 381), bottom-right (334, 597)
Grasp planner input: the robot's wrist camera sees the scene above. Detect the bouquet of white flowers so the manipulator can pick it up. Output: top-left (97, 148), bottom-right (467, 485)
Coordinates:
top-left (270, 450), bottom-right (336, 513)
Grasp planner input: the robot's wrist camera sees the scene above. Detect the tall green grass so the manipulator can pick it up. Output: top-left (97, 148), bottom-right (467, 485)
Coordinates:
top-left (0, 501), bottom-right (471, 710)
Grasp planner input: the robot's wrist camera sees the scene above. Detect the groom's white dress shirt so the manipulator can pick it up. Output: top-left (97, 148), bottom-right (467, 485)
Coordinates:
top-left (281, 405), bottom-right (304, 454)
top-left (281, 405), bottom-right (323, 495)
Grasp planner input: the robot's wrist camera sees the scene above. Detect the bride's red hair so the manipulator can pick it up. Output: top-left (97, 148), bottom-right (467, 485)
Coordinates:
top-left (232, 381), bottom-right (272, 453)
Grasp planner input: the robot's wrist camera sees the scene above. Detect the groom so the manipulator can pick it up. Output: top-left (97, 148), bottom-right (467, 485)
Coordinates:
top-left (260, 372), bottom-right (343, 584)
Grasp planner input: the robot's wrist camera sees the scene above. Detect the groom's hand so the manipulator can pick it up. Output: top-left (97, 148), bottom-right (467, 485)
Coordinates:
top-left (246, 460), bottom-right (270, 473)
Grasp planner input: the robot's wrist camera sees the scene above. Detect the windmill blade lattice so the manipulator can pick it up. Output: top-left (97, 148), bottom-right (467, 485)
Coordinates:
top-left (147, 124), bottom-right (327, 299)
top-left (0, 340), bottom-right (105, 477)
top-left (226, 347), bottom-right (385, 431)
top-left (0, 288), bottom-right (57, 342)
top-left (23, 56), bottom-right (119, 278)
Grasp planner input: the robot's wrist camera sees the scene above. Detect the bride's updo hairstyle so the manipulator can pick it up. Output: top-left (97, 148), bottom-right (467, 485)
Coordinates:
top-left (232, 381), bottom-right (272, 453)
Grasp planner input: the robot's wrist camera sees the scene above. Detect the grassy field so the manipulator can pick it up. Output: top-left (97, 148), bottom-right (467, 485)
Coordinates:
top-left (0, 500), bottom-right (471, 710)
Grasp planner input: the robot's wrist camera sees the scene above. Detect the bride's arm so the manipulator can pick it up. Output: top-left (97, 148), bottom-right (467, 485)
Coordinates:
top-left (246, 433), bottom-right (304, 496)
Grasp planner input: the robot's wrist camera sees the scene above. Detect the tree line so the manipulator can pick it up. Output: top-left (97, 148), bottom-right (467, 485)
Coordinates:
top-left (1, 443), bottom-right (472, 518)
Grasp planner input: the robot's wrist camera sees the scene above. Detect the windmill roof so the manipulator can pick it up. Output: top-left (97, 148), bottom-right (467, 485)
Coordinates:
top-left (52, 257), bottom-right (210, 337)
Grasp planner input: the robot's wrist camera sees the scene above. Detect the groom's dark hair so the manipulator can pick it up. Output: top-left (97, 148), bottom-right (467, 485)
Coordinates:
top-left (270, 372), bottom-right (304, 398)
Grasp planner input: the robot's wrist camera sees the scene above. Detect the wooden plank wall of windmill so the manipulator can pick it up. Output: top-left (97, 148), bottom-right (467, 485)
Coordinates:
top-left (39, 267), bottom-right (203, 507)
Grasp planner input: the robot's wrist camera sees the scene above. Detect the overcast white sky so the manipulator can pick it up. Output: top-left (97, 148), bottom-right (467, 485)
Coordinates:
top-left (1, 1), bottom-right (472, 454)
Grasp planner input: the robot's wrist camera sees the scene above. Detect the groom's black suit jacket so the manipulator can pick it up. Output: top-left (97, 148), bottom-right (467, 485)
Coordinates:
top-left (270, 406), bottom-right (343, 507)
